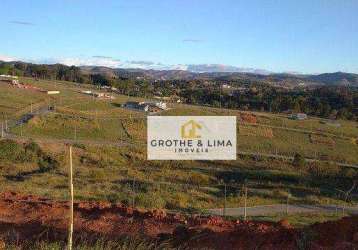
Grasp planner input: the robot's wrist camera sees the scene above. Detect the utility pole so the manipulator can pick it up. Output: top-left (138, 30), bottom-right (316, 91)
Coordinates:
top-left (68, 146), bottom-right (74, 250)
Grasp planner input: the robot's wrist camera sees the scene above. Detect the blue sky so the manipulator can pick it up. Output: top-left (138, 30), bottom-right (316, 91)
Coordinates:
top-left (1, 0), bottom-right (357, 73)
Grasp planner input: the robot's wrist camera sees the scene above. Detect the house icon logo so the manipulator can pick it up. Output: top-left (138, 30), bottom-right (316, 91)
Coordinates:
top-left (181, 120), bottom-right (202, 139)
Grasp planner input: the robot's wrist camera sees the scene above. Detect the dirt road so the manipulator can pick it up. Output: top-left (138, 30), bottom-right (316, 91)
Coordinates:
top-left (206, 204), bottom-right (358, 217)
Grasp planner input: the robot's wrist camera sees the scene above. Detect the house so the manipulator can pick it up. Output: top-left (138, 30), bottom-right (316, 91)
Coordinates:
top-left (155, 101), bottom-right (167, 110)
top-left (123, 101), bottom-right (167, 113)
top-left (290, 113), bottom-right (308, 120)
top-left (222, 84), bottom-right (232, 89)
top-left (147, 105), bottom-right (162, 113)
top-left (0, 75), bottom-right (18, 81)
top-left (94, 92), bottom-right (115, 99)
top-left (0, 75), bottom-right (20, 85)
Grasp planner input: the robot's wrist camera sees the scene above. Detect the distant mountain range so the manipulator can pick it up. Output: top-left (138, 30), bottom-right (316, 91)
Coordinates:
top-left (1, 59), bottom-right (358, 86)
top-left (185, 64), bottom-right (273, 75)
top-left (80, 65), bottom-right (358, 86)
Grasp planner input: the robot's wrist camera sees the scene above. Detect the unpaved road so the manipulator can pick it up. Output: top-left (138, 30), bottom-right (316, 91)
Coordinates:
top-left (207, 204), bottom-right (358, 217)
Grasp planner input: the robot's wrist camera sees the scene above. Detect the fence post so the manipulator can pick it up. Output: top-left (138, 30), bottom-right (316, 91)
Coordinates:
top-left (74, 126), bottom-right (77, 141)
top-left (286, 193), bottom-right (291, 215)
top-left (223, 183), bottom-right (227, 217)
top-left (132, 178), bottom-right (135, 208)
top-left (244, 186), bottom-right (248, 221)
top-left (68, 146), bottom-right (74, 250)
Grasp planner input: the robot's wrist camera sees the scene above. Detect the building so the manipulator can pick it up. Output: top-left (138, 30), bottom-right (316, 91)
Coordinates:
top-left (123, 101), bottom-right (167, 113)
top-left (94, 92), bottom-right (115, 99)
top-left (0, 75), bottom-right (18, 80)
top-left (290, 113), bottom-right (308, 120)
top-left (46, 90), bottom-right (60, 95)
top-left (124, 101), bottom-right (146, 111)
top-left (222, 84), bottom-right (232, 89)
top-left (154, 95), bottom-right (181, 103)
top-left (40, 90), bottom-right (60, 95)
top-left (81, 90), bottom-right (93, 95)
top-left (155, 101), bottom-right (167, 110)
top-left (0, 75), bottom-right (19, 85)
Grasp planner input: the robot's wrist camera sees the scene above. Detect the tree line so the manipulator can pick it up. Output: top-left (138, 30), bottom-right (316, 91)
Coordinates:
top-left (1, 61), bottom-right (357, 120)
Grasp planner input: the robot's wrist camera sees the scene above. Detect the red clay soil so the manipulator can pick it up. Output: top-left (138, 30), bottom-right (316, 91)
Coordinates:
top-left (240, 113), bottom-right (257, 124)
top-left (0, 192), bottom-right (357, 249)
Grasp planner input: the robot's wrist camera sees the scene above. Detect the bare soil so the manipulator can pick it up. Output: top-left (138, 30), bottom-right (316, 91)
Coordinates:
top-left (0, 192), bottom-right (357, 249)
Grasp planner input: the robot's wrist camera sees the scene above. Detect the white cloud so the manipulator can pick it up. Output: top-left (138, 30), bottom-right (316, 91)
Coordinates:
top-left (36, 56), bottom-right (122, 68)
top-left (61, 57), bottom-right (122, 68)
top-left (182, 39), bottom-right (204, 43)
top-left (0, 54), bottom-right (18, 62)
top-left (9, 21), bottom-right (35, 26)
top-left (0, 54), bottom-right (270, 74)
top-left (0, 53), bottom-right (186, 70)
top-left (27, 56), bottom-right (187, 70)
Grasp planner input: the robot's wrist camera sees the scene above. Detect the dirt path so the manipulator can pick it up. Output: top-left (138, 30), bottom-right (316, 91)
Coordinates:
top-left (206, 204), bottom-right (358, 217)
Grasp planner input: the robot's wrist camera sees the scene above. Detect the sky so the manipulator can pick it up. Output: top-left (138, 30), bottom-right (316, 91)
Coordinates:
top-left (0, 0), bottom-right (357, 74)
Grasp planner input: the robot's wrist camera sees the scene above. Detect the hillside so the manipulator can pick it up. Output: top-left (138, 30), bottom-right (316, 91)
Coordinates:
top-left (79, 65), bottom-right (358, 86)
top-left (306, 72), bottom-right (358, 86)
top-left (2, 60), bottom-right (358, 86)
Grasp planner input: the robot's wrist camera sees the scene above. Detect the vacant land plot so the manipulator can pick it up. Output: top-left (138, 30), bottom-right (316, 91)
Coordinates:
top-left (0, 81), bottom-right (46, 119)
top-left (1, 78), bottom-right (357, 218)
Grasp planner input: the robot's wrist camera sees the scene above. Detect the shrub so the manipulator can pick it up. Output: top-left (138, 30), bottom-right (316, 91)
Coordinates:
top-left (24, 140), bottom-right (43, 161)
top-left (0, 139), bottom-right (25, 162)
top-left (167, 193), bottom-right (189, 209)
top-left (135, 192), bottom-right (166, 209)
top-left (89, 169), bottom-right (106, 180)
top-left (24, 140), bottom-right (42, 156)
top-left (272, 189), bottom-right (290, 199)
top-left (73, 143), bottom-right (86, 150)
top-left (340, 168), bottom-right (357, 179)
top-left (293, 153), bottom-right (306, 168)
top-left (190, 172), bottom-right (210, 186)
top-left (38, 154), bottom-right (59, 173)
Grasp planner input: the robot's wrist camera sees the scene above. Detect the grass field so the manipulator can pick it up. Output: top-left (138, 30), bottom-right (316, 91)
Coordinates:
top-left (0, 78), bottom-right (357, 220)
top-left (11, 100), bottom-right (358, 164)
